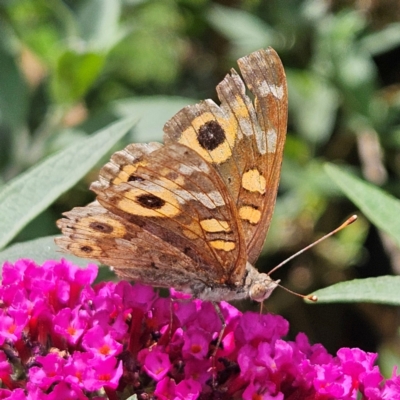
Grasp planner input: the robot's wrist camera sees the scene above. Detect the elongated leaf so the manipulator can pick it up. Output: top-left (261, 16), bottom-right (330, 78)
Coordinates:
top-left (362, 22), bottom-right (400, 55)
top-left (0, 33), bottom-right (29, 129)
top-left (0, 236), bottom-right (117, 281)
top-left (207, 5), bottom-right (276, 57)
top-left (51, 50), bottom-right (106, 104)
top-left (0, 236), bottom-right (90, 267)
top-left (287, 70), bottom-right (338, 145)
top-left (78, 0), bottom-right (122, 51)
top-left (309, 276), bottom-right (400, 305)
top-left (325, 163), bottom-right (400, 248)
top-left (0, 117), bottom-right (136, 249)
top-left (113, 96), bottom-right (195, 143)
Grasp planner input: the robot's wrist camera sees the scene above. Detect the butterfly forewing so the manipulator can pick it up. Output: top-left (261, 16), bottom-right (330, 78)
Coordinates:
top-left (237, 48), bottom-right (288, 263)
top-left (163, 48), bottom-right (287, 264)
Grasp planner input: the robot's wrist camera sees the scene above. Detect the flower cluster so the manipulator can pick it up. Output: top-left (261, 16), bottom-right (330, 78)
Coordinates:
top-left (0, 259), bottom-right (398, 399)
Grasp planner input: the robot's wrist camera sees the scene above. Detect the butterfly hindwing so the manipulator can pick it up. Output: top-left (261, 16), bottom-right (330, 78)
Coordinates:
top-left (56, 202), bottom-right (211, 289)
top-left (57, 142), bottom-right (248, 286)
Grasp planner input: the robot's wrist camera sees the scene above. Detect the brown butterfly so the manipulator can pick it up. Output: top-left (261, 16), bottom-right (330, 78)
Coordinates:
top-left (56, 47), bottom-right (288, 303)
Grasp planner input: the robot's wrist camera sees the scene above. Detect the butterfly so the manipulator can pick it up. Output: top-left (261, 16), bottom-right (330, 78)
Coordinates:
top-left (56, 47), bottom-right (288, 303)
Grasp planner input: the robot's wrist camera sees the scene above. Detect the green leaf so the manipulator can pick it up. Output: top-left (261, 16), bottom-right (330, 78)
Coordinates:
top-left (0, 29), bottom-right (29, 129)
top-left (207, 5), bottom-right (277, 57)
top-left (0, 236), bottom-right (91, 268)
top-left (77, 0), bottom-right (123, 51)
top-left (51, 50), bottom-right (105, 104)
top-left (287, 70), bottom-right (339, 144)
top-left (113, 96), bottom-right (195, 143)
top-left (361, 22), bottom-right (400, 56)
top-left (0, 236), bottom-right (118, 282)
top-left (314, 11), bottom-right (377, 119)
top-left (0, 117), bottom-right (136, 250)
top-left (309, 276), bottom-right (400, 305)
top-left (324, 163), bottom-right (400, 248)
top-left (378, 341), bottom-right (400, 378)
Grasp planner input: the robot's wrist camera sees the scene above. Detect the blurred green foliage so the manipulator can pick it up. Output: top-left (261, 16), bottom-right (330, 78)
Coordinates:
top-left (1, 0), bottom-right (400, 375)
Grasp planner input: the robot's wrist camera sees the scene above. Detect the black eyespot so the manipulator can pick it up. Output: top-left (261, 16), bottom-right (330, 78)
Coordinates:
top-left (128, 174), bottom-right (144, 182)
top-left (197, 120), bottom-right (226, 151)
top-left (136, 194), bottom-right (165, 209)
top-left (89, 222), bottom-right (113, 234)
top-left (166, 171), bottom-right (179, 180)
top-left (80, 246), bottom-right (93, 253)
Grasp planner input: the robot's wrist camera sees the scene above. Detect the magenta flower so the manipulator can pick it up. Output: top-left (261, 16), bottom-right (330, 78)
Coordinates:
top-left (243, 381), bottom-right (284, 400)
top-left (81, 325), bottom-right (122, 358)
top-left (0, 258), bottom-right (399, 399)
top-left (45, 381), bottom-right (88, 400)
top-left (142, 347), bottom-right (172, 381)
top-left (381, 368), bottom-right (400, 399)
top-left (0, 310), bottom-right (27, 344)
top-left (154, 377), bottom-right (202, 400)
top-left (64, 351), bottom-right (93, 387)
top-left (82, 355), bottom-right (122, 391)
top-left (182, 327), bottom-right (211, 360)
top-left (28, 353), bottom-right (66, 390)
top-left (53, 307), bottom-right (88, 344)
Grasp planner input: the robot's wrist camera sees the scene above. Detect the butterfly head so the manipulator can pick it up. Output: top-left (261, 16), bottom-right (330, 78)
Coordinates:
top-left (245, 262), bottom-right (280, 302)
top-left (249, 274), bottom-right (280, 302)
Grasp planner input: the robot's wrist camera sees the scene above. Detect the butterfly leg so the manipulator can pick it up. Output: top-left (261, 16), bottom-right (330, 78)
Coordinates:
top-left (210, 301), bottom-right (226, 388)
top-left (169, 298), bottom-right (175, 340)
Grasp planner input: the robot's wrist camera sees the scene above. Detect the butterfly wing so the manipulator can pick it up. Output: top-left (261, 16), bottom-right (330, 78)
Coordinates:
top-left (56, 202), bottom-right (217, 289)
top-left (163, 48), bottom-right (288, 264)
top-left (237, 48), bottom-right (288, 263)
top-left (57, 142), bottom-right (248, 286)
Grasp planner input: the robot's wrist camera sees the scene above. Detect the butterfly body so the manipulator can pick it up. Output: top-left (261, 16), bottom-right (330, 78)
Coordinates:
top-left (189, 262), bottom-right (279, 302)
top-left (56, 47), bottom-right (288, 303)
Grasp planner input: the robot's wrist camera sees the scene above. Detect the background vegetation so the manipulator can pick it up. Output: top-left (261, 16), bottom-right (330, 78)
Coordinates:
top-left (1, 0), bottom-right (400, 376)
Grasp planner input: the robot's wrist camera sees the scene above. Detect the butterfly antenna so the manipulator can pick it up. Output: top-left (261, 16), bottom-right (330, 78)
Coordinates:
top-left (275, 282), bottom-right (318, 302)
top-left (267, 215), bottom-right (358, 301)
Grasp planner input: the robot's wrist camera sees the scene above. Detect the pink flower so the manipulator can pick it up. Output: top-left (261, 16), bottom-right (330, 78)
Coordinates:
top-left (46, 382), bottom-right (87, 400)
top-left (64, 351), bottom-right (94, 388)
top-left (154, 377), bottom-right (177, 399)
top-left (82, 356), bottom-right (122, 391)
top-left (28, 353), bottom-right (66, 390)
top-left (182, 327), bottom-right (211, 360)
top-left (175, 378), bottom-right (202, 399)
top-left (143, 347), bottom-right (172, 381)
top-left (0, 259), bottom-right (399, 399)
top-left (235, 312), bottom-right (289, 346)
top-left (0, 388), bottom-right (27, 399)
top-left (313, 363), bottom-right (352, 397)
top-left (81, 325), bottom-right (122, 358)
top-left (154, 377), bottom-right (201, 400)
top-left (243, 381), bottom-right (284, 400)
top-left (0, 310), bottom-right (27, 344)
top-left (381, 368), bottom-right (400, 399)
top-left (53, 307), bottom-right (88, 344)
